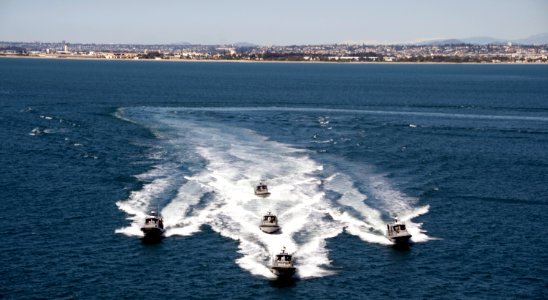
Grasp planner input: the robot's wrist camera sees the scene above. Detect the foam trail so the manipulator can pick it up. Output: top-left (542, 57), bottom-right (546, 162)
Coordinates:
top-left (321, 172), bottom-right (394, 245)
top-left (183, 132), bottom-right (336, 278)
top-left (367, 174), bottom-right (433, 243)
top-left (153, 106), bottom-right (548, 123)
top-left (115, 177), bottom-right (173, 237)
top-left (161, 179), bottom-right (210, 227)
top-left (115, 107), bottom-right (433, 278)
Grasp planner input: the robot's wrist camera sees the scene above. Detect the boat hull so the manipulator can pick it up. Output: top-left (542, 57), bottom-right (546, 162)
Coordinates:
top-left (389, 234), bottom-right (412, 245)
top-left (141, 227), bottom-right (165, 240)
top-left (259, 225), bottom-right (280, 234)
top-left (271, 266), bottom-right (296, 278)
top-left (255, 191), bottom-right (271, 197)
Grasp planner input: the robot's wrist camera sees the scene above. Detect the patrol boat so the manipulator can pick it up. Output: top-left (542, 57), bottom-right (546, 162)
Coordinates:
top-left (141, 211), bottom-right (165, 240)
top-left (259, 212), bottom-right (280, 234)
top-left (386, 217), bottom-right (412, 245)
top-left (254, 182), bottom-right (271, 197)
top-left (271, 247), bottom-right (296, 278)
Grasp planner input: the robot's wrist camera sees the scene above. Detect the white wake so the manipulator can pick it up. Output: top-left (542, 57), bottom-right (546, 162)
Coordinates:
top-left (115, 107), bottom-right (431, 279)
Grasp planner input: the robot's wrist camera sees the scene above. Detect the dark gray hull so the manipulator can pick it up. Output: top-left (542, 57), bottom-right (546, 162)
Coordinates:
top-left (389, 234), bottom-right (412, 245)
top-left (141, 227), bottom-right (165, 240)
top-left (271, 266), bottom-right (296, 278)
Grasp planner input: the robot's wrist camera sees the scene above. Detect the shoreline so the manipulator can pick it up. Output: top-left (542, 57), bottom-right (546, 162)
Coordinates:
top-left (1, 54), bottom-right (546, 65)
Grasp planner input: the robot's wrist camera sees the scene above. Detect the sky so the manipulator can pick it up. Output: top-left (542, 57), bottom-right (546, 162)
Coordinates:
top-left (1, 0), bottom-right (547, 45)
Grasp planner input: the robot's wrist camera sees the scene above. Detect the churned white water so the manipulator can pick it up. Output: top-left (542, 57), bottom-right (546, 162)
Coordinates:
top-left (115, 107), bottom-right (431, 278)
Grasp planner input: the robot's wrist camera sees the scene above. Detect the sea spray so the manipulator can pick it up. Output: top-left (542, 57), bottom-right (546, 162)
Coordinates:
top-left (115, 107), bottom-right (431, 278)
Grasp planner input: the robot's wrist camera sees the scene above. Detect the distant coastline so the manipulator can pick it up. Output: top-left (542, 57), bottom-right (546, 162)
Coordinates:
top-left (1, 54), bottom-right (546, 64)
top-left (1, 41), bottom-right (547, 64)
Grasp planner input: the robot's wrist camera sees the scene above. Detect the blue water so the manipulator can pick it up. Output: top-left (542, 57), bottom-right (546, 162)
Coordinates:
top-left (1, 58), bottom-right (547, 299)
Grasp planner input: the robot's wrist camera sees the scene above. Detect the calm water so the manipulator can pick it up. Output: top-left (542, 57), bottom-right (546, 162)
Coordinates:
top-left (1, 58), bottom-right (547, 299)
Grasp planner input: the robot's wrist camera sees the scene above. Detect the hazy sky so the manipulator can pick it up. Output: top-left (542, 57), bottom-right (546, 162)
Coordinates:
top-left (1, 0), bottom-right (547, 45)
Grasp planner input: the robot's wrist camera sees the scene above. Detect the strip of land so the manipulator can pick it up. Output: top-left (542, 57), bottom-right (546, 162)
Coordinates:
top-left (1, 41), bottom-right (547, 63)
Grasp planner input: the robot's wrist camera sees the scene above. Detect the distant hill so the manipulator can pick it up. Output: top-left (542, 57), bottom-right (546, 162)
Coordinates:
top-left (416, 37), bottom-right (501, 46)
top-left (460, 36), bottom-right (506, 45)
top-left (512, 33), bottom-right (548, 45)
top-left (417, 39), bottom-right (465, 45)
top-left (416, 33), bottom-right (548, 46)
top-left (170, 41), bottom-right (192, 46)
top-left (233, 42), bottom-right (257, 47)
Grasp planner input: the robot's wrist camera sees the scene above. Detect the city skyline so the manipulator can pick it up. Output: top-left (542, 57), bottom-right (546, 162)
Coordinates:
top-left (1, 0), bottom-right (547, 45)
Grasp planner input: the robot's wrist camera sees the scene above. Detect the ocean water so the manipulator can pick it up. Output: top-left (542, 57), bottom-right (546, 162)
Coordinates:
top-left (1, 58), bottom-right (547, 299)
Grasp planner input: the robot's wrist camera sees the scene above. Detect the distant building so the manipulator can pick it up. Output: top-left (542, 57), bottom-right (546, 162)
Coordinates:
top-left (57, 40), bottom-right (71, 55)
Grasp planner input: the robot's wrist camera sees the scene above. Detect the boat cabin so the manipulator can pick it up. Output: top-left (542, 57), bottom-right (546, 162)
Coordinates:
top-left (276, 253), bottom-right (293, 263)
top-left (260, 212), bottom-right (280, 233)
top-left (270, 247), bottom-right (296, 277)
top-left (255, 182), bottom-right (271, 197)
top-left (275, 247), bottom-right (293, 263)
top-left (144, 211), bottom-right (164, 229)
top-left (255, 183), bottom-right (269, 193)
top-left (263, 214), bottom-right (277, 223)
top-left (256, 183), bottom-right (268, 191)
top-left (145, 217), bottom-right (163, 227)
top-left (386, 218), bottom-right (412, 244)
top-left (387, 223), bottom-right (406, 234)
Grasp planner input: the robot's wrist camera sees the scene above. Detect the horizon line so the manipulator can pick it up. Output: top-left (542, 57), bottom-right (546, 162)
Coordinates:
top-left (2, 32), bottom-right (548, 47)
top-left (1, 39), bottom-right (545, 47)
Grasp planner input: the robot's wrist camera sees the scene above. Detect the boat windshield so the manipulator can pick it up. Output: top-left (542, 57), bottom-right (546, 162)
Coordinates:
top-left (392, 224), bottom-right (406, 231)
top-left (263, 216), bottom-right (276, 222)
top-left (276, 255), bottom-right (292, 261)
